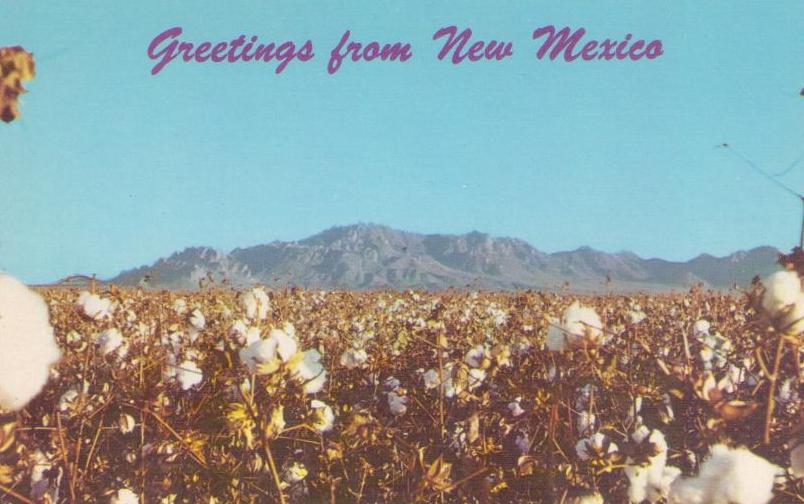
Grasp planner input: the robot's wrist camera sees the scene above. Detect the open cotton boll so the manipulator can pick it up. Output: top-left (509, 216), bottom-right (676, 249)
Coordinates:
top-left (188, 309), bottom-right (206, 331)
top-left (624, 429), bottom-right (680, 503)
top-left (240, 287), bottom-right (271, 321)
top-left (693, 319), bottom-right (711, 339)
top-left (760, 271), bottom-right (801, 318)
top-left (110, 488), bottom-right (139, 504)
top-left (239, 337), bottom-right (279, 373)
top-left (291, 349), bottom-right (327, 394)
top-left (669, 444), bottom-right (781, 504)
top-left (310, 399), bottom-right (335, 433)
top-left (0, 274), bottom-right (62, 411)
top-left (77, 291), bottom-right (114, 320)
top-left (547, 302), bottom-right (604, 352)
top-left (270, 327), bottom-right (298, 362)
top-left (388, 391), bottom-right (408, 416)
top-left (229, 320), bottom-right (249, 344)
top-left (464, 345), bottom-right (486, 368)
top-left (177, 360), bottom-right (203, 390)
top-left (96, 328), bottom-right (125, 357)
top-left (340, 348), bottom-right (368, 369)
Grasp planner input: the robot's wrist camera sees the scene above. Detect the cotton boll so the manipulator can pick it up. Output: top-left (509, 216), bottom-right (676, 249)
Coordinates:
top-left (77, 291), bottom-right (114, 320)
top-left (239, 337), bottom-right (279, 373)
top-left (283, 462), bottom-right (308, 484)
top-left (110, 488), bottom-right (139, 504)
top-left (188, 309), bottom-right (206, 331)
top-left (0, 274), bottom-right (62, 411)
top-left (229, 320), bottom-right (249, 344)
top-left (340, 348), bottom-right (368, 369)
top-left (310, 400), bottom-right (335, 433)
top-left (177, 360), bottom-right (203, 390)
top-left (761, 271), bottom-right (801, 318)
top-left (669, 444), bottom-right (781, 504)
top-left (546, 324), bottom-right (568, 351)
top-left (693, 320), bottom-right (711, 339)
top-left (96, 328), bottom-right (125, 356)
top-left (271, 327), bottom-right (298, 362)
top-left (508, 399), bottom-right (525, 417)
top-left (388, 392), bottom-right (408, 416)
top-left (172, 298), bottom-right (187, 315)
top-left (422, 369), bottom-right (441, 389)
top-left (292, 349), bottom-right (327, 394)
top-left (547, 302), bottom-right (604, 352)
top-left (240, 287), bottom-right (271, 321)
top-left (464, 345), bottom-right (486, 368)
top-left (467, 368), bottom-right (486, 391)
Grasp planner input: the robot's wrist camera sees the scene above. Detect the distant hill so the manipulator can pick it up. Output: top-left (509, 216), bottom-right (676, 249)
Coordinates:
top-left (109, 224), bottom-right (782, 291)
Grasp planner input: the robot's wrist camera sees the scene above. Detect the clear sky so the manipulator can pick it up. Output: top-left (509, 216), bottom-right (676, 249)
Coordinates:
top-left (1, 0), bottom-right (802, 283)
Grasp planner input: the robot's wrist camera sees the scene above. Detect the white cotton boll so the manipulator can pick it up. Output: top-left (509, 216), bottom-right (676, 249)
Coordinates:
top-left (508, 399), bottom-right (525, 417)
top-left (96, 328), bottom-right (124, 356)
top-left (669, 444), bottom-right (781, 504)
top-left (244, 327), bottom-right (262, 346)
top-left (172, 298), bottom-right (187, 315)
top-left (240, 287), bottom-right (271, 321)
top-left (110, 488), bottom-right (139, 504)
top-left (422, 369), bottom-right (441, 389)
top-left (467, 368), bottom-right (486, 391)
top-left (388, 392), bottom-right (408, 416)
top-left (778, 296), bottom-right (804, 334)
top-left (464, 345), bottom-right (486, 368)
top-left (384, 376), bottom-right (401, 391)
top-left (761, 271), bottom-right (801, 318)
top-left (693, 320), bottom-right (711, 339)
top-left (629, 310), bottom-right (647, 324)
top-left (625, 428), bottom-right (677, 503)
top-left (229, 320), bottom-right (249, 344)
top-left (77, 291), bottom-right (114, 320)
top-left (547, 302), bottom-right (604, 352)
top-left (310, 399), bottom-right (335, 433)
top-left (239, 337), bottom-right (278, 373)
top-left (546, 324), bottom-right (568, 351)
top-left (0, 274), bottom-right (62, 411)
top-left (271, 327), bottom-right (298, 362)
top-left (292, 349), bottom-right (327, 394)
top-left (30, 450), bottom-right (60, 501)
top-left (188, 309), bottom-right (205, 331)
top-left (177, 360), bottom-right (203, 390)
top-left (340, 348), bottom-right (368, 369)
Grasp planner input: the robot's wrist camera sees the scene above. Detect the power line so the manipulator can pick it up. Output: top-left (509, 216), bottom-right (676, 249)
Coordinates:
top-left (718, 143), bottom-right (802, 199)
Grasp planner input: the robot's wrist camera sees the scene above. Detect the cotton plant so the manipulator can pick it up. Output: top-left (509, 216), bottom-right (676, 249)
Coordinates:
top-left (239, 287), bottom-right (271, 321)
top-left (77, 290), bottom-right (115, 320)
top-left (668, 444), bottom-right (781, 504)
top-left (0, 273), bottom-right (62, 411)
top-left (339, 347), bottom-right (369, 369)
top-left (546, 301), bottom-right (605, 352)
top-left (759, 270), bottom-right (804, 334)
top-left (623, 426), bottom-right (681, 503)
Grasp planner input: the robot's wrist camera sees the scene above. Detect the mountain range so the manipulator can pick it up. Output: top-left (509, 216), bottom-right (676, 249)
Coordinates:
top-left (107, 224), bottom-right (782, 291)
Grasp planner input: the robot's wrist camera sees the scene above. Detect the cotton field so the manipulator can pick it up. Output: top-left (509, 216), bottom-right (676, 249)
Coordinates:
top-left (0, 277), bottom-right (802, 503)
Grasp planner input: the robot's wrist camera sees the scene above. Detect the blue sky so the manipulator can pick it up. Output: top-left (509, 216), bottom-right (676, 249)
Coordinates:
top-left (1, 1), bottom-right (802, 283)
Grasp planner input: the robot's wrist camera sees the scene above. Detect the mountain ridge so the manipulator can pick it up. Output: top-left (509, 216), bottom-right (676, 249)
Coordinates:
top-left (109, 224), bottom-right (782, 291)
